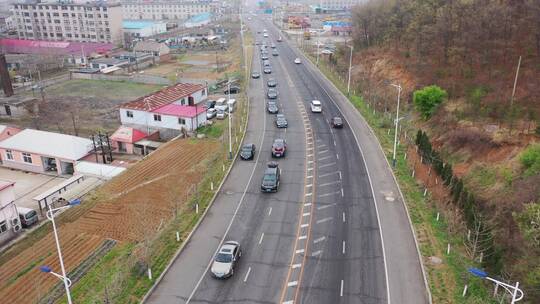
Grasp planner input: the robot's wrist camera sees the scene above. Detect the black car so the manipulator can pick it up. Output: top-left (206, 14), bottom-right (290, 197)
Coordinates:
top-left (205, 100), bottom-right (216, 109)
top-left (224, 86), bottom-right (240, 94)
top-left (271, 138), bottom-right (287, 158)
top-left (331, 117), bottom-right (344, 128)
top-left (267, 78), bottom-right (277, 87)
top-left (275, 114), bottom-right (288, 128)
top-left (267, 102), bottom-right (279, 113)
top-left (261, 162), bottom-right (280, 192)
top-left (267, 88), bottom-right (278, 99)
top-left (240, 143), bottom-right (256, 160)
top-left (251, 71), bottom-right (260, 79)
top-left (263, 67), bottom-right (272, 74)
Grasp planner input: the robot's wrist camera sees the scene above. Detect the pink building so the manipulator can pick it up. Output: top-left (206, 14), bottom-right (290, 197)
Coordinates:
top-left (0, 125), bottom-right (21, 142)
top-left (110, 126), bottom-right (159, 154)
top-left (0, 129), bottom-right (93, 175)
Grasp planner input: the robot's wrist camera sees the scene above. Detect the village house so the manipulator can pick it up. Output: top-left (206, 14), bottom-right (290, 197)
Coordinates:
top-left (0, 181), bottom-right (20, 246)
top-left (133, 41), bottom-right (171, 61)
top-left (118, 82), bottom-right (208, 139)
top-left (110, 125), bottom-right (161, 155)
top-left (0, 129), bottom-right (94, 175)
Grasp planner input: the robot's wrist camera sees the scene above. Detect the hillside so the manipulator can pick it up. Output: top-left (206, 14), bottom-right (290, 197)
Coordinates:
top-left (335, 0), bottom-right (540, 301)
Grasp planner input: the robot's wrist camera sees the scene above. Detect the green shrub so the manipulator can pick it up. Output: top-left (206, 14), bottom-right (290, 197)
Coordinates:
top-left (413, 85), bottom-right (448, 119)
top-left (520, 144), bottom-right (540, 176)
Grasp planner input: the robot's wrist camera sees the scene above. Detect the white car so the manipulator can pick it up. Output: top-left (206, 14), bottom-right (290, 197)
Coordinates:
top-left (216, 109), bottom-right (227, 119)
top-left (310, 100), bottom-right (322, 113)
top-left (206, 108), bottom-right (217, 119)
top-left (294, 58), bottom-right (301, 64)
top-left (211, 241), bottom-right (242, 279)
top-left (263, 33), bottom-right (269, 38)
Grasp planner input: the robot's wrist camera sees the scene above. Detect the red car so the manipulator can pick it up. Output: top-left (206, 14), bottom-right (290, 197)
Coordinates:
top-left (271, 138), bottom-right (287, 157)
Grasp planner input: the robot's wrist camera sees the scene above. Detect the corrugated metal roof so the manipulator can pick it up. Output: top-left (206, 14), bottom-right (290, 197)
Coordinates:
top-left (119, 83), bottom-right (205, 111)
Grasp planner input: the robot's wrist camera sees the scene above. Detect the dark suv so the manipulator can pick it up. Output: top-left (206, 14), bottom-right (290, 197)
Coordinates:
top-left (261, 162), bottom-right (280, 192)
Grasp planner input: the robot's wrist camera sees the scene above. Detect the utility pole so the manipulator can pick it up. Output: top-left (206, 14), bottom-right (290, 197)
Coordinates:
top-left (347, 44), bottom-right (354, 95)
top-left (510, 56), bottom-right (521, 107)
top-left (388, 83), bottom-right (402, 168)
top-left (227, 79), bottom-right (232, 159)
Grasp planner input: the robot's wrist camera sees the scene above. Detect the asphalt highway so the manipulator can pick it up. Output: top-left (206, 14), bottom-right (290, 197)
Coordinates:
top-left (145, 4), bottom-right (429, 304)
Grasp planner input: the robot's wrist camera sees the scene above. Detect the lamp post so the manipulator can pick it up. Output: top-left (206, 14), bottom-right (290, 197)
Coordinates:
top-left (44, 199), bottom-right (81, 304)
top-left (347, 44), bottom-right (354, 95)
top-left (227, 79), bottom-right (232, 159)
top-left (316, 30), bottom-right (320, 65)
top-left (388, 83), bottom-right (402, 168)
top-left (468, 268), bottom-right (524, 304)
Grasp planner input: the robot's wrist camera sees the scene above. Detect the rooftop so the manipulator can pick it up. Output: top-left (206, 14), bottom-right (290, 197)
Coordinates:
top-left (0, 38), bottom-right (113, 56)
top-left (120, 83), bottom-right (205, 111)
top-left (111, 126), bottom-right (148, 143)
top-left (0, 129), bottom-right (93, 161)
top-left (0, 180), bottom-right (14, 192)
top-left (152, 104), bottom-right (206, 118)
top-left (90, 57), bottom-right (129, 65)
top-left (123, 20), bottom-right (165, 30)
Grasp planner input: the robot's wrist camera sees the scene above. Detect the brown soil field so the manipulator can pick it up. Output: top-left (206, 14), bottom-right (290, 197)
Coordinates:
top-left (0, 138), bottom-right (219, 303)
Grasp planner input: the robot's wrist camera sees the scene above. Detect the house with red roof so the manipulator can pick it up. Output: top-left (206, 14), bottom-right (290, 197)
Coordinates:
top-left (118, 82), bottom-right (208, 139)
top-left (110, 126), bottom-right (161, 155)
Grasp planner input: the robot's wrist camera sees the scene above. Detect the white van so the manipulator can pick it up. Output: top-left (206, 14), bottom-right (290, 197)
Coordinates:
top-left (17, 206), bottom-right (38, 227)
top-left (216, 109), bottom-right (227, 119)
top-left (311, 100), bottom-right (322, 113)
top-left (227, 99), bottom-right (237, 112)
top-left (215, 97), bottom-right (228, 112)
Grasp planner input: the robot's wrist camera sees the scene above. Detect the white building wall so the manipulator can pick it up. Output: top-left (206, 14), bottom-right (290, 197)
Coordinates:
top-left (0, 185), bottom-right (20, 245)
top-left (119, 108), bottom-right (206, 131)
top-left (121, 1), bottom-right (213, 21)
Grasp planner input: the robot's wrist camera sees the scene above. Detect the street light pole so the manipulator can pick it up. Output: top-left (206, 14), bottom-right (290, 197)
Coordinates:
top-left (389, 83), bottom-right (402, 168)
top-left (45, 201), bottom-right (80, 304)
top-left (227, 80), bottom-right (232, 159)
top-left (316, 30), bottom-right (320, 65)
top-left (468, 268), bottom-right (524, 304)
top-left (347, 44), bottom-right (353, 95)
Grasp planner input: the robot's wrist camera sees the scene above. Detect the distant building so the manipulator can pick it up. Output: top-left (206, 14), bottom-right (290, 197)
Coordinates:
top-left (0, 129), bottom-right (94, 175)
top-left (10, 0), bottom-right (123, 44)
top-left (184, 12), bottom-right (211, 28)
top-left (0, 181), bottom-right (21, 246)
top-left (118, 82), bottom-right (208, 138)
top-left (319, 0), bottom-right (363, 11)
top-left (121, 0), bottom-right (214, 22)
top-left (133, 40), bottom-right (170, 61)
top-left (123, 20), bottom-right (167, 44)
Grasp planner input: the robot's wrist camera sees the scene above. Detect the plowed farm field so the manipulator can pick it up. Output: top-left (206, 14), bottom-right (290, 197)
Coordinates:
top-left (0, 139), bottom-right (219, 303)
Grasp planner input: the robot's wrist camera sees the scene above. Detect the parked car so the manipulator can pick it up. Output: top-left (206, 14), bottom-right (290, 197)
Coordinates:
top-left (252, 71), bottom-right (261, 79)
top-left (263, 67), bottom-right (272, 74)
top-left (331, 116), bottom-right (344, 128)
top-left (206, 108), bottom-right (217, 119)
top-left (271, 138), bottom-right (287, 158)
top-left (310, 100), bottom-right (322, 113)
top-left (294, 58), bottom-right (301, 64)
top-left (267, 101), bottom-right (279, 114)
top-left (216, 109), bottom-right (227, 119)
top-left (261, 162), bottom-right (280, 192)
top-left (215, 97), bottom-right (228, 112)
top-left (205, 100), bottom-right (216, 109)
top-left (267, 78), bottom-right (277, 87)
top-left (240, 143), bottom-right (256, 160)
top-left (267, 88), bottom-right (278, 99)
top-left (17, 207), bottom-right (38, 228)
top-left (275, 114), bottom-right (288, 128)
top-left (211, 241), bottom-right (242, 278)
top-left (224, 86), bottom-right (241, 94)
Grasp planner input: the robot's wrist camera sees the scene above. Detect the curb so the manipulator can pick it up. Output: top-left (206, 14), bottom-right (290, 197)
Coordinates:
top-left (140, 34), bottom-right (253, 304)
top-left (296, 41), bottom-right (433, 304)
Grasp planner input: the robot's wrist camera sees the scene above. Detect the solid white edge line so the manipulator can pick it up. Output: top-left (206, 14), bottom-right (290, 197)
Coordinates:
top-left (185, 39), bottom-right (269, 304)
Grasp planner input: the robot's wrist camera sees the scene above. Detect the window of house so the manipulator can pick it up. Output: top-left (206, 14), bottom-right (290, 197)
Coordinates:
top-left (178, 118), bottom-right (185, 124)
top-left (22, 153), bottom-right (32, 163)
top-left (202, 89), bottom-right (206, 96)
top-left (4, 105), bottom-right (11, 116)
top-left (0, 221), bottom-right (7, 234)
top-left (126, 110), bottom-right (133, 118)
top-left (153, 114), bottom-right (161, 121)
top-left (6, 150), bottom-right (13, 160)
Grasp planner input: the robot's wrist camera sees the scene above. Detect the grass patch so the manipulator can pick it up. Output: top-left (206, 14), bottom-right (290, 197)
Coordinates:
top-left (40, 79), bottom-right (164, 100)
top-left (198, 121), bottom-right (225, 138)
top-left (310, 53), bottom-right (496, 303)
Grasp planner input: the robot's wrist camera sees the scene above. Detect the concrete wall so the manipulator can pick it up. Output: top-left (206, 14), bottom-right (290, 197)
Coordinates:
top-left (72, 72), bottom-right (171, 85)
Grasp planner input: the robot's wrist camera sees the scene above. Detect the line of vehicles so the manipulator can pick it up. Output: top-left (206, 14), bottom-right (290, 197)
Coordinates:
top-left (210, 25), bottom-right (344, 280)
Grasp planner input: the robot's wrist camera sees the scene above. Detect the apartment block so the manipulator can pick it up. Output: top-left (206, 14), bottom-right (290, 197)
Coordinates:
top-left (319, 0), bottom-right (363, 10)
top-left (121, 0), bottom-right (213, 21)
top-left (11, 1), bottom-right (123, 44)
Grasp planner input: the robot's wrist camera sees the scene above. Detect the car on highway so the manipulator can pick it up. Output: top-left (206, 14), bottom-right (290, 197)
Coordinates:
top-left (267, 101), bottom-right (279, 114)
top-left (261, 54), bottom-right (269, 60)
top-left (263, 67), bottom-right (272, 74)
top-left (251, 71), bottom-right (260, 79)
top-left (275, 114), bottom-right (288, 128)
top-left (206, 108), bottom-right (217, 119)
top-left (263, 60), bottom-right (271, 67)
top-left (277, 36), bottom-right (283, 42)
top-left (272, 50), bottom-right (279, 56)
top-left (267, 78), bottom-right (277, 87)
top-left (294, 58), bottom-right (301, 64)
top-left (271, 138), bottom-right (287, 158)
top-left (331, 116), bottom-right (344, 128)
top-left (211, 241), bottom-right (242, 279)
top-left (224, 86), bottom-right (240, 94)
top-left (261, 162), bottom-right (280, 192)
top-left (310, 100), bottom-right (322, 113)
top-left (255, 40), bottom-right (261, 45)
top-left (216, 109), bottom-right (227, 119)
top-left (240, 143), bottom-right (256, 160)
top-left (267, 88), bottom-right (278, 99)
top-left (271, 44), bottom-right (276, 49)
top-left (263, 33), bottom-right (269, 38)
